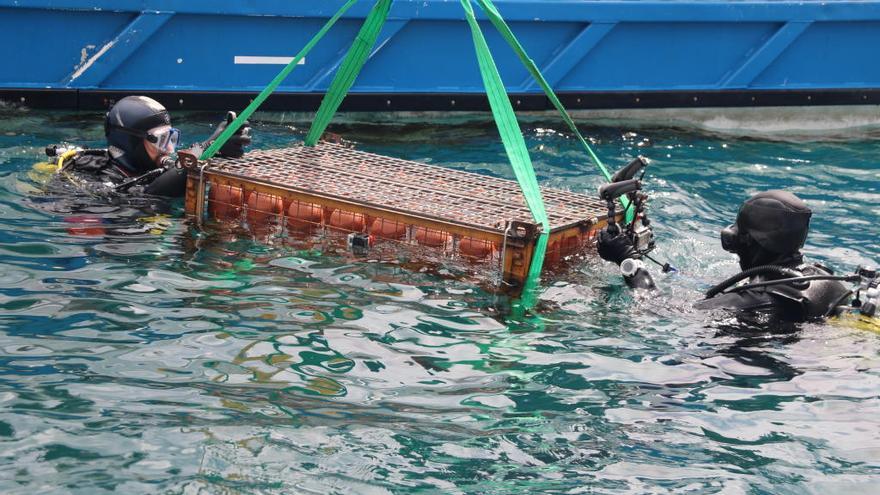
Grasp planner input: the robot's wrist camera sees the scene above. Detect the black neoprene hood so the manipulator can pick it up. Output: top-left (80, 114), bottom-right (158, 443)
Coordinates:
top-left (104, 96), bottom-right (171, 175)
top-left (735, 190), bottom-right (812, 255)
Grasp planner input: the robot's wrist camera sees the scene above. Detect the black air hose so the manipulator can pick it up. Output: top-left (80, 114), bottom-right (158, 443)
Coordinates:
top-left (80, 149), bottom-right (109, 156)
top-left (704, 264), bottom-right (805, 299)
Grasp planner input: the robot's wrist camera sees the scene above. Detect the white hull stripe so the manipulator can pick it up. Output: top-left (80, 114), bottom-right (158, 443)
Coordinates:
top-left (234, 56), bottom-right (306, 65)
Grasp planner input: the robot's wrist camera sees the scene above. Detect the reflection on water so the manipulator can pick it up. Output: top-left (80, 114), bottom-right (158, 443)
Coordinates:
top-left (0, 107), bottom-right (878, 493)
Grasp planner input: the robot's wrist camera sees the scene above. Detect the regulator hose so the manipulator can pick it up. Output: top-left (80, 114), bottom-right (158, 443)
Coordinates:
top-left (54, 149), bottom-right (79, 173)
top-left (115, 157), bottom-right (185, 197)
top-left (726, 274), bottom-right (862, 293)
top-left (704, 265), bottom-right (806, 299)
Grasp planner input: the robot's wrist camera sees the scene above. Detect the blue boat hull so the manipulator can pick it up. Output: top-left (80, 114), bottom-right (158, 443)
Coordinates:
top-left (2, 1), bottom-right (880, 110)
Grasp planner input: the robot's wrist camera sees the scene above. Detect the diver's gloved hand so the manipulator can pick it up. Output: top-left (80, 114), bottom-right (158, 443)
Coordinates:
top-left (597, 225), bottom-right (636, 265)
top-left (203, 111), bottom-right (252, 158)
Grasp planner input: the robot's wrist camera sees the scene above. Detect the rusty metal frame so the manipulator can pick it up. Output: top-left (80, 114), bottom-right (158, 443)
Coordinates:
top-left (182, 144), bottom-right (613, 288)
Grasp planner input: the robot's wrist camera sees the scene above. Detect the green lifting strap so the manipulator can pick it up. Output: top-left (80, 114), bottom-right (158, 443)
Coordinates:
top-left (460, 0), bottom-right (549, 309)
top-left (474, 0), bottom-right (610, 180)
top-left (305, 0), bottom-right (393, 146)
top-left (473, 0), bottom-right (633, 223)
top-left (199, 0), bottom-right (360, 161)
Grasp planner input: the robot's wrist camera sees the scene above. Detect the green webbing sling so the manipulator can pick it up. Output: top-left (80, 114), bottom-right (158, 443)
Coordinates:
top-left (202, 0), bottom-right (617, 312)
top-left (305, 0), bottom-right (392, 146)
top-left (200, 0), bottom-right (359, 160)
top-left (473, 0), bottom-right (632, 222)
top-left (474, 0), bottom-right (610, 181)
top-left (460, 0), bottom-right (549, 308)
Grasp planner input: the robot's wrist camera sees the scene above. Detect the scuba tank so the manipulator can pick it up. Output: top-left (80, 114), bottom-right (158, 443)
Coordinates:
top-left (32, 145), bottom-right (113, 193)
top-left (30, 145), bottom-right (84, 184)
top-left (855, 267), bottom-right (880, 317)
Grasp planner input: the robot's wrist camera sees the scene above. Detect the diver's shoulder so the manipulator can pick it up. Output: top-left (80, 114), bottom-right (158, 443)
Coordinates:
top-left (799, 262), bottom-right (836, 276)
top-left (39, 146), bottom-right (129, 196)
top-left (66, 148), bottom-right (112, 169)
top-left (765, 261), bottom-right (853, 319)
top-left (64, 149), bottom-right (131, 183)
top-left (693, 288), bottom-right (775, 311)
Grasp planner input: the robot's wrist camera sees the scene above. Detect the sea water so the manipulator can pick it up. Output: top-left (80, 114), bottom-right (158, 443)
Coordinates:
top-left (0, 106), bottom-right (878, 494)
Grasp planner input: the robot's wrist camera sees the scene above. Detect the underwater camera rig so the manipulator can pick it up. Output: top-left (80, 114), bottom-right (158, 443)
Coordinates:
top-left (598, 157), bottom-right (672, 274)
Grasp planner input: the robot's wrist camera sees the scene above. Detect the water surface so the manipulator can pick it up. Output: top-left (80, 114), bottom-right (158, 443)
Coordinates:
top-left (0, 106), bottom-right (878, 494)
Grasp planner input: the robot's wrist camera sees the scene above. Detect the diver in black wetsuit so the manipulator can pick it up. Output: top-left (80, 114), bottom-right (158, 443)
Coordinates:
top-left (597, 189), bottom-right (855, 322)
top-left (45, 95), bottom-right (252, 198)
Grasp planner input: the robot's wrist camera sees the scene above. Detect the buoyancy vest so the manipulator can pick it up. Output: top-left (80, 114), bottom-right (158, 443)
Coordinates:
top-left (47, 148), bottom-right (186, 198)
top-left (694, 263), bottom-right (852, 322)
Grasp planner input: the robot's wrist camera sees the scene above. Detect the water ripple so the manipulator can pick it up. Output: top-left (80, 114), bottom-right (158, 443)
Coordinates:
top-left (0, 110), bottom-right (877, 493)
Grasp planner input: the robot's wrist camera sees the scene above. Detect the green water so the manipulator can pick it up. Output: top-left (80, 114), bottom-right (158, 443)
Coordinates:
top-left (1, 107), bottom-right (879, 494)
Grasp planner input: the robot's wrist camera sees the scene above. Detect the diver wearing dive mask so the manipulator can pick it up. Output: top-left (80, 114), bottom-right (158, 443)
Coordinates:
top-left (45, 95), bottom-right (252, 197)
top-left (598, 189), bottom-right (855, 322)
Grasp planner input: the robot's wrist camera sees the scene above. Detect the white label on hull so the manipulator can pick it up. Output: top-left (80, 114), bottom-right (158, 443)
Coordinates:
top-left (234, 56), bottom-right (306, 65)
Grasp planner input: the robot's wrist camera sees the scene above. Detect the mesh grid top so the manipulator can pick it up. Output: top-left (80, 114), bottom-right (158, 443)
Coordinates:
top-left (208, 142), bottom-right (608, 233)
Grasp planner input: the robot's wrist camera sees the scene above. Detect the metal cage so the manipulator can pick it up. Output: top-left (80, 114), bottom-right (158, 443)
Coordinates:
top-left (184, 142), bottom-right (612, 289)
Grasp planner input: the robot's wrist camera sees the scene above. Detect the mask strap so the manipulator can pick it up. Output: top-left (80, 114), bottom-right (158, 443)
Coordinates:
top-left (108, 125), bottom-right (155, 142)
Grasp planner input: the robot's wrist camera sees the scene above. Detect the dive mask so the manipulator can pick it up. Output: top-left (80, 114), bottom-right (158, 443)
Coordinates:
top-left (720, 223), bottom-right (741, 253)
top-left (108, 124), bottom-right (180, 153)
top-left (144, 125), bottom-right (180, 154)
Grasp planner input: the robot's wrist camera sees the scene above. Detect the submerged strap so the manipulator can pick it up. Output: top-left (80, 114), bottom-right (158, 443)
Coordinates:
top-left (305, 0), bottom-right (392, 146)
top-left (460, 0), bottom-right (549, 306)
top-left (200, 0), bottom-right (360, 160)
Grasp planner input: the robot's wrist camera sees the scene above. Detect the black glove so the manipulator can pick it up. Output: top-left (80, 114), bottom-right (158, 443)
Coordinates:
top-left (597, 225), bottom-right (636, 265)
top-left (203, 111), bottom-right (252, 158)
